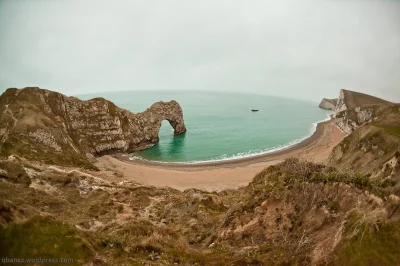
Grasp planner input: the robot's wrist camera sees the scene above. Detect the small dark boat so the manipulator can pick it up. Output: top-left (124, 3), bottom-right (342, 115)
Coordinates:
top-left (251, 109), bottom-right (259, 112)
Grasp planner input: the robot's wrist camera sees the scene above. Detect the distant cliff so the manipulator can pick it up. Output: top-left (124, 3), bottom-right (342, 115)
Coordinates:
top-left (328, 89), bottom-right (400, 179)
top-left (333, 89), bottom-right (391, 135)
top-left (318, 98), bottom-right (337, 110)
top-left (0, 87), bottom-right (186, 168)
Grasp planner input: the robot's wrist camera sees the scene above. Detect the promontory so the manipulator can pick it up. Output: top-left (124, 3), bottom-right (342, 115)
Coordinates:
top-left (0, 87), bottom-right (186, 168)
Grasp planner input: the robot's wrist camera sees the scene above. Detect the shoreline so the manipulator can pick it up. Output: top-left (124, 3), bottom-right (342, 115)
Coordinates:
top-left (95, 120), bottom-right (345, 191)
top-left (127, 115), bottom-right (331, 166)
top-left (114, 119), bottom-right (332, 170)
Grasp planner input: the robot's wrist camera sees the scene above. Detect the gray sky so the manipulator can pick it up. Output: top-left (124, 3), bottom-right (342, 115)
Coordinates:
top-left (0, 0), bottom-right (399, 102)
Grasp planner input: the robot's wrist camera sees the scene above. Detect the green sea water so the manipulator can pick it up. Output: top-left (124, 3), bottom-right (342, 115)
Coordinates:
top-left (78, 91), bottom-right (331, 163)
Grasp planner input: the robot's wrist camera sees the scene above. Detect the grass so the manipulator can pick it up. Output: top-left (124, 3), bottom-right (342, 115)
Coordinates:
top-left (333, 217), bottom-right (400, 266)
top-left (0, 134), bottom-right (98, 170)
top-left (0, 215), bottom-right (94, 265)
top-left (380, 125), bottom-right (400, 137)
top-left (309, 172), bottom-right (374, 189)
top-left (0, 160), bottom-right (31, 186)
top-left (252, 158), bottom-right (384, 191)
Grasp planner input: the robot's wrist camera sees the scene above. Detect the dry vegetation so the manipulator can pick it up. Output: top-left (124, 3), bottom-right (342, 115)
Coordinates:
top-left (329, 104), bottom-right (400, 187)
top-left (1, 156), bottom-right (399, 265)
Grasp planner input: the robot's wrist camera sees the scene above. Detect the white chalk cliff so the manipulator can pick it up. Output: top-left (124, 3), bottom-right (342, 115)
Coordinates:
top-left (318, 98), bottom-right (337, 110)
top-left (333, 89), bottom-right (391, 135)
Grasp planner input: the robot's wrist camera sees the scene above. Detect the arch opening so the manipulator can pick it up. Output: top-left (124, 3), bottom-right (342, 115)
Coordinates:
top-left (158, 120), bottom-right (175, 140)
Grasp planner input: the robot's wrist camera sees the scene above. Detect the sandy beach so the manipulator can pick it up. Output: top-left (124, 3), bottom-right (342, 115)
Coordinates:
top-left (96, 120), bottom-right (344, 191)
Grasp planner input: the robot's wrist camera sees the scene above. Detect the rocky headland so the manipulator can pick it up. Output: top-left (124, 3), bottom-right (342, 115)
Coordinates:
top-left (0, 87), bottom-right (186, 169)
top-left (332, 89), bottom-right (392, 135)
top-left (318, 98), bottom-right (338, 110)
top-left (0, 87), bottom-right (399, 265)
top-left (328, 89), bottom-right (400, 181)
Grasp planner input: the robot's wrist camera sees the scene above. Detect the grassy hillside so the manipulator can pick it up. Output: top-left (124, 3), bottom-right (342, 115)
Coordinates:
top-left (340, 89), bottom-right (392, 110)
top-left (330, 103), bottom-right (400, 183)
top-left (1, 158), bottom-right (399, 265)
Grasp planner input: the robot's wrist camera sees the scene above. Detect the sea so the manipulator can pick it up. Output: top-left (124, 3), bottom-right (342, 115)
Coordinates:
top-left (78, 91), bottom-right (331, 163)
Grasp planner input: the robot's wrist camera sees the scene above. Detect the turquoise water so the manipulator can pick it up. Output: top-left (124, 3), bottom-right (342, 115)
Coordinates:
top-left (78, 91), bottom-right (331, 163)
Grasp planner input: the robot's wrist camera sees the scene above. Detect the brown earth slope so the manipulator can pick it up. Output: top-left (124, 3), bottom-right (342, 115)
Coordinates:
top-left (329, 90), bottom-right (400, 185)
top-left (337, 89), bottom-right (391, 110)
top-left (1, 156), bottom-right (399, 265)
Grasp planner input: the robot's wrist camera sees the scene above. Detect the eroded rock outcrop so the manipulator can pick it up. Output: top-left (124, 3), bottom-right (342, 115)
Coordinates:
top-left (0, 87), bottom-right (186, 168)
top-left (328, 90), bottom-right (400, 178)
top-left (333, 89), bottom-right (391, 135)
top-left (318, 98), bottom-right (337, 110)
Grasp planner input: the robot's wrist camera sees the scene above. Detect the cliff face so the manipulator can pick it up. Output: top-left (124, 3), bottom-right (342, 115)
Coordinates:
top-left (0, 87), bottom-right (186, 168)
top-left (329, 93), bottom-right (400, 179)
top-left (328, 120), bottom-right (400, 179)
top-left (333, 89), bottom-right (392, 135)
top-left (318, 98), bottom-right (337, 110)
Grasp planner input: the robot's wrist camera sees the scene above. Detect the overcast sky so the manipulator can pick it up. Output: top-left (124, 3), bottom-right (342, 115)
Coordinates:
top-left (0, 0), bottom-right (399, 102)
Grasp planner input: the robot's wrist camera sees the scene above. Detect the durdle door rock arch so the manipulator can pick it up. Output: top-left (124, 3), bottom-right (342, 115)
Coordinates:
top-left (0, 87), bottom-right (186, 168)
top-left (138, 100), bottom-right (187, 141)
